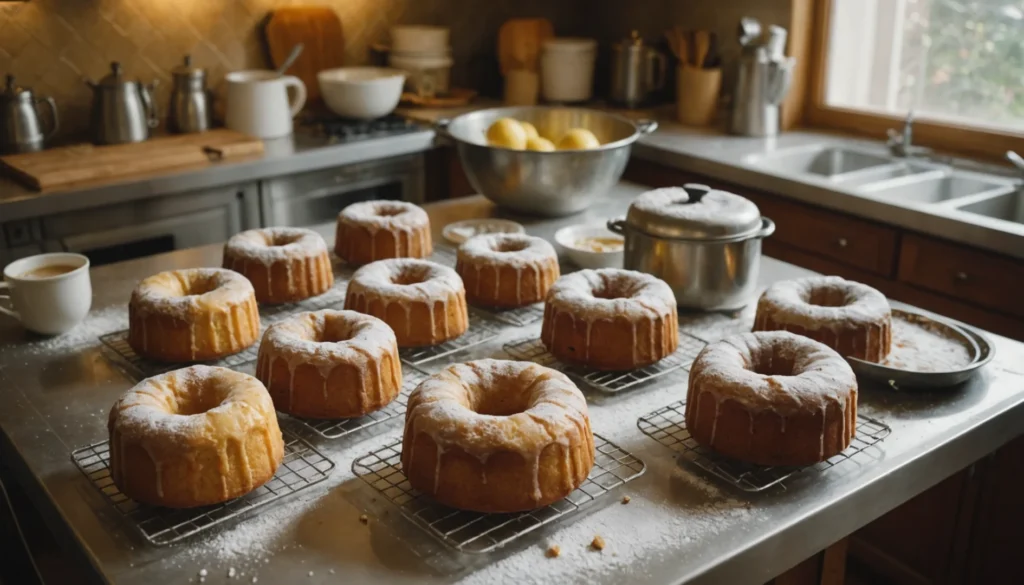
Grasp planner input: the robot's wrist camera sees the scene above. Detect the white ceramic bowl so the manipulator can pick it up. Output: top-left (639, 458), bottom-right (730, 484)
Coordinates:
top-left (318, 67), bottom-right (406, 120)
top-left (554, 224), bottom-right (624, 269)
top-left (391, 25), bottom-right (450, 53)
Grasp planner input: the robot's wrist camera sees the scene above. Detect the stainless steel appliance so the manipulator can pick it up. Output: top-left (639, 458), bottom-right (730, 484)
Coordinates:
top-left (86, 62), bottom-right (159, 145)
top-left (438, 106), bottom-right (656, 217)
top-left (729, 20), bottom-right (795, 137)
top-left (167, 55), bottom-right (212, 134)
top-left (260, 154), bottom-right (424, 227)
top-left (607, 184), bottom-right (775, 310)
top-left (609, 31), bottom-right (666, 108)
top-left (0, 75), bottom-right (58, 154)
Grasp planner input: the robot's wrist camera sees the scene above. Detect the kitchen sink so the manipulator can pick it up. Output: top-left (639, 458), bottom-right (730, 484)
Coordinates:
top-left (861, 174), bottom-right (1010, 204)
top-left (747, 146), bottom-right (893, 178)
top-left (958, 190), bottom-right (1024, 225)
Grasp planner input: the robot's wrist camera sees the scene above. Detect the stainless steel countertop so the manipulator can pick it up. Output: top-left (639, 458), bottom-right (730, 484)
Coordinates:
top-left (3, 186), bottom-right (1024, 585)
top-left (0, 129), bottom-right (435, 223)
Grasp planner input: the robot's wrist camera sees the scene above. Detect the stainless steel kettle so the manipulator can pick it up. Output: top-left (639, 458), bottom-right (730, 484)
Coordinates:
top-left (168, 55), bottom-right (212, 134)
top-left (609, 31), bottom-right (666, 108)
top-left (0, 75), bottom-right (59, 154)
top-left (86, 62), bottom-right (159, 145)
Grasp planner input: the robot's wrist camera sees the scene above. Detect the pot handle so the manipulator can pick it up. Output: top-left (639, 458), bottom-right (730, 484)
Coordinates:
top-left (755, 217), bottom-right (776, 239)
top-left (635, 119), bottom-right (658, 135)
top-left (606, 217), bottom-right (627, 235)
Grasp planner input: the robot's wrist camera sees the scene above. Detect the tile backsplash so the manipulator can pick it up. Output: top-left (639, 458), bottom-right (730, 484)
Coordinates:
top-left (0, 0), bottom-right (791, 143)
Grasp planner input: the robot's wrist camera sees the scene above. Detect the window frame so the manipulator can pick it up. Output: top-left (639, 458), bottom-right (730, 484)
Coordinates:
top-left (803, 0), bottom-right (1023, 161)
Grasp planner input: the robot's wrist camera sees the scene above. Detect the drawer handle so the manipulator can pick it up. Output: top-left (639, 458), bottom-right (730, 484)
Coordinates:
top-left (955, 271), bottom-right (969, 282)
top-left (836, 237), bottom-right (848, 248)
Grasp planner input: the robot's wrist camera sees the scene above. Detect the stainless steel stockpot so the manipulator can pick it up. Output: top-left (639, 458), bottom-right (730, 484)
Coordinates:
top-left (607, 184), bottom-right (775, 311)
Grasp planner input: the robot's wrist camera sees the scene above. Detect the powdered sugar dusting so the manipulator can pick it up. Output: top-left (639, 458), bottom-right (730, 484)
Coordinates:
top-left (7, 304), bottom-right (127, 354)
top-left (883, 313), bottom-right (973, 372)
top-left (224, 228), bottom-right (328, 264)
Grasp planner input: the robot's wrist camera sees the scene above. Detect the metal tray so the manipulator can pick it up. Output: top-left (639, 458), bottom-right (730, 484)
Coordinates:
top-left (847, 308), bottom-right (995, 389)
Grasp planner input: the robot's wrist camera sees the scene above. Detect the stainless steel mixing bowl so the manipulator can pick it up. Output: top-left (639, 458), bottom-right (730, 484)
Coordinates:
top-left (437, 106), bottom-right (657, 217)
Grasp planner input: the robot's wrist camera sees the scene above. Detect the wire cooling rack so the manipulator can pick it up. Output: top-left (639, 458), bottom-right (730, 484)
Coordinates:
top-left (99, 283), bottom-right (352, 382)
top-left (70, 428), bottom-right (334, 546)
top-left (637, 399), bottom-right (891, 492)
top-left (477, 302), bottom-right (546, 327)
top-left (352, 434), bottom-right (645, 554)
top-left (677, 311), bottom-right (756, 344)
top-left (288, 367), bottom-right (428, 439)
top-left (399, 311), bottom-right (505, 367)
top-left (503, 333), bottom-right (706, 393)
top-left (99, 331), bottom-right (261, 382)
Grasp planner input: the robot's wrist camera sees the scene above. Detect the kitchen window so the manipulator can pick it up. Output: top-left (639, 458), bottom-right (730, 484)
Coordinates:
top-left (806, 0), bottom-right (1024, 158)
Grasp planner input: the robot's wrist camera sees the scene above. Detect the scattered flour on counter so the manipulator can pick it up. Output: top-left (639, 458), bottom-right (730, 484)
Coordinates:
top-left (11, 305), bottom-right (127, 355)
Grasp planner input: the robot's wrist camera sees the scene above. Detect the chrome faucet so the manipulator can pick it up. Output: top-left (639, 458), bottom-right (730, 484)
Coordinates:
top-left (887, 110), bottom-right (931, 158)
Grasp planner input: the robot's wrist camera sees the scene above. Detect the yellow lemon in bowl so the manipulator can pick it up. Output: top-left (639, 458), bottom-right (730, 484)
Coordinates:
top-left (557, 128), bottom-right (601, 150)
top-left (519, 121), bottom-right (540, 141)
top-left (486, 118), bottom-right (528, 149)
top-left (525, 136), bottom-right (556, 152)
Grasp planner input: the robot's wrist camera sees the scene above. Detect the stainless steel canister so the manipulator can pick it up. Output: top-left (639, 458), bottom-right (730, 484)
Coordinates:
top-left (607, 184), bottom-right (775, 311)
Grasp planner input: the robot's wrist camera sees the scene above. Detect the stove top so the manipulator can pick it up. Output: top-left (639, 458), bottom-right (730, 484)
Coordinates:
top-left (301, 114), bottom-right (423, 143)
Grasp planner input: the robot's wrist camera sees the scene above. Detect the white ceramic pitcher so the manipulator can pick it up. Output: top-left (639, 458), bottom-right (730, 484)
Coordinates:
top-left (225, 70), bottom-right (306, 139)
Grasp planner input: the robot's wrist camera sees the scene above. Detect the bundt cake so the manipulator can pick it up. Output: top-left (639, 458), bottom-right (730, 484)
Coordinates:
top-left (541, 268), bottom-right (679, 370)
top-left (222, 227), bottom-right (333, 304)
top-left (128, 268), bottom-right (260, 362)
top-left (344, 259), bottom-right (468, 347)
top-left (754, 276), bottom-right (891, 362)
top-left (685, 331), bottom-right (858, 466)
top-left (402, 359), bottom-right (594, 513)
top-left (335, 200), bottom-right (432, 266)
top-left (456, 233), bottom-right (560, 308)
top-left (256, 310), bottom-right (402, 419)
top-left (108, 365), bottom-right (285, 508)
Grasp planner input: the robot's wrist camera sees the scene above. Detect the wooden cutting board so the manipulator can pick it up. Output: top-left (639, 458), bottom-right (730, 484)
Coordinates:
top-left (265, 6), bottom-right (345, 104)
top-left (0, 129), bottom-right (265, 191)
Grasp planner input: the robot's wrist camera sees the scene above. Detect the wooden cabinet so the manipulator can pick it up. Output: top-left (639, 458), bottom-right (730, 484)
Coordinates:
top-left (424, 146), bottom-right (475, 201)
top-left (898, 234), bottom-right (1024, 320)
top-left (623, 159), bottom-right (1024, 341)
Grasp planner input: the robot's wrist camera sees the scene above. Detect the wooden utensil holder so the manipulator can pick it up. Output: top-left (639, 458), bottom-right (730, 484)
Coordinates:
top-left (676, 66), bottom-right (721, 127)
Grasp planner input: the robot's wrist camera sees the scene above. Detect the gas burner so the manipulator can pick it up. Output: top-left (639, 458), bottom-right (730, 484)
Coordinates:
top-left (314, 114), bottom-right (421, 142)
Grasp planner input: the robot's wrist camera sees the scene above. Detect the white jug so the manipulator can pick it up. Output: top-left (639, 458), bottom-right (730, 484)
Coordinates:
top-left (225, 70), bottom-right (306, 139)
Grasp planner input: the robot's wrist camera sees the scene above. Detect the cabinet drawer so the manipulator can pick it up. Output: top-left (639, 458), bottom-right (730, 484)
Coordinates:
top-left (898, 234), bottom-right (1024, 319)
top-left (752, 195), bottom-right (900, 277)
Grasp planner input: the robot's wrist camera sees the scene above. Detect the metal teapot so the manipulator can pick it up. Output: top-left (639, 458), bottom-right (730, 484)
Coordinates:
top-left (0, 74), bottom-right (59, 154)
top-left (86, 62), bottom-right (159, 145)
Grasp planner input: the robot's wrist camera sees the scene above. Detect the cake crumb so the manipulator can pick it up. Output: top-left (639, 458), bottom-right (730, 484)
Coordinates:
top-left (329, 569), bottom-right (336, 575)
top-left (198, 569), bottom-right (208, 578)
top-left (228, 567), bottom-right (236, 578)
top-left (621, 495), bottom-right (631, 504)
top-left (546, 544), bottom-right (561, 558)
top-left (308, 571), bottom-right (314, 577)
top-left (251, 577), bottom-right (258, 584)
top-left (359, 514), bottom-right (369, 524)
top-left (591, 535), bottom-right (606, 551)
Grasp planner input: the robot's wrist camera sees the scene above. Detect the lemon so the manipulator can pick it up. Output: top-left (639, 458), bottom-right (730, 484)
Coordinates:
top-left (525, 136), bottom-right (556, 152)
top-left (556, 128), bottom-right (601, 150)
top-left (519, 121), bottom-right (540, 141)
top-left (486, 118), bottom-right (528, 149)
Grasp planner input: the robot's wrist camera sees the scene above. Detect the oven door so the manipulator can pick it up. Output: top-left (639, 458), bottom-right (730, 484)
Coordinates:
top-left (260, 154), bottom-right (424, 227)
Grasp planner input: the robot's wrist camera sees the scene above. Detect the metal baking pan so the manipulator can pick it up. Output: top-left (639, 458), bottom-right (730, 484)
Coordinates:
top-left (846, 308), bottom-right (995, 389)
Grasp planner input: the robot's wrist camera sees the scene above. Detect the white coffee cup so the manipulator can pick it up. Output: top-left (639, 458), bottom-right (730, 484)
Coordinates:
top-left (225, 70), bottom-right (307, 139)
top-left (1, 253), bottom-right (92, 335)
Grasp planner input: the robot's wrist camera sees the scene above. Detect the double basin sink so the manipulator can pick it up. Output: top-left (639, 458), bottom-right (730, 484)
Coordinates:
top-left (744, 145), bottom-right (1022, 225)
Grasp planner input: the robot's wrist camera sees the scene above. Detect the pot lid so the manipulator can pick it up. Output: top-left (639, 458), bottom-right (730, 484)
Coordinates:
top-left (172, 54), bottom-right (206, 79)
top-left (1, 75), bottom-right (33, 103)
top-left (96, 62), bottom-right (130, 88)
top-left (626, 184), bottom-right (762, 239)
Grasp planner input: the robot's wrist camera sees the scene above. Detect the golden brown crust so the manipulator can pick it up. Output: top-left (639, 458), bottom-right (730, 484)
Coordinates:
top-left (222, 228), bottom-right (334, 304)
top-left (456, 234), bottom-right (560, 308)
top-left (108, 366), bottom-right (285, 508)
top-left (128, 269), bottom-right (260, 362)
top-left (334, 200), bottom-right (432, 266)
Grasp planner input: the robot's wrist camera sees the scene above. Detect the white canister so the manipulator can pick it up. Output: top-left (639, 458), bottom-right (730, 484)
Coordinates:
top-left (391, 25), bottom-right (450, 53)
top-left (541, 38), bottom-right (598, 102)
top-left (389, 53), bottom-right (453, 97)
top-left (225, 70), bottom-right (307, 139)
top-left (1, 253), bottom-right (92, 335)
